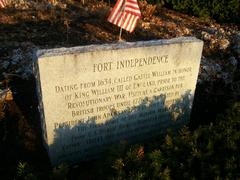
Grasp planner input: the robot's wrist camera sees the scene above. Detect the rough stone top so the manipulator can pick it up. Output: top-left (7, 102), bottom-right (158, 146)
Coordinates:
top-left (37, 37), bottom-right (203, 58)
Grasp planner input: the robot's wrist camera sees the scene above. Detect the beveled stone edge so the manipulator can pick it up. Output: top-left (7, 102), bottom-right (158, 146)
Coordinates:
top-left (36, 37), bottom-right (203, 58)
top-left (32, 51), bottom-right (49, 152)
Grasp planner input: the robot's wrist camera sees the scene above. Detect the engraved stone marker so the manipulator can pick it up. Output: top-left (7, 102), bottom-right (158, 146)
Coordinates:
top-left (34, 37), bottom-right (203, 165)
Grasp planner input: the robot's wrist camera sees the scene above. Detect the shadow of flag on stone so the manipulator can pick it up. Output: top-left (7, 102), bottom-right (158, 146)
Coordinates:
top-left (108, 0), bottom-right (141, 33)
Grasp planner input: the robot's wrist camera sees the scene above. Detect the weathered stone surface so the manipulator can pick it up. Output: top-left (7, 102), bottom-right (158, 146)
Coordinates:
top-left (34, 37), bottom-right (203, 166)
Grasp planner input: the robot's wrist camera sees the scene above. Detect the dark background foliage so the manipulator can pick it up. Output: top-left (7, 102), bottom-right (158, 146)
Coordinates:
top-left (153, 0), bottom-right (240, 23)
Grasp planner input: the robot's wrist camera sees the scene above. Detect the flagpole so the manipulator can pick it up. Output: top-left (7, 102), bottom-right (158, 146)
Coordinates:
top-left (118, 0), bottom-right (125, 42)
top-left (119, 27), bottom-right (123, 41)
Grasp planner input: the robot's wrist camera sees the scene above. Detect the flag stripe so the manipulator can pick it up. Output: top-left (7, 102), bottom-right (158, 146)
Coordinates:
top-left (120, 12), bottom-right (128, 27)
top-left (113, 2), bottom-right (125, 24)
top-left (109, 0), bottom-right (123, 20)
top-left (129, 16), bottom-right (138, 32)
top-left (116, 11), bottom-right (125, 26)
top-left (122, 13), bottom-right (131, 29)
top-left (108, 0), bottom-right (124, 23)
top-left (0, 0), bottom-right (6, 8)
top-left (125, 5), bottom-right (140, 10)
top-left (127, 0), bottom-right (139, 4)
top-left (113, 7), bottom-right (123, 24)
top-left (108, 0), bottom-right (141, 33)
top-left (126, 2), bottom-right (139, 7)
top-left (126, 15), bottom-right (135, 31)
top-left (126, 2), bottom-right (139, 6)
top-left (109, 0), bottom-right (124, 23)
top-left (125, 9), bottom-right (141, 16)
top-left (124, 15), bottom-right (132, 31)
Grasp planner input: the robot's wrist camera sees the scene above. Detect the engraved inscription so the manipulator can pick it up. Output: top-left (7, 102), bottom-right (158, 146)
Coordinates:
top-left (36, 39), bottom-right (203, 165)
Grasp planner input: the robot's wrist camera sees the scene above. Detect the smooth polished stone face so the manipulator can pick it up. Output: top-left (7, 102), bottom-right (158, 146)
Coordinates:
top-left (34, 37), bottom-right (203, 165)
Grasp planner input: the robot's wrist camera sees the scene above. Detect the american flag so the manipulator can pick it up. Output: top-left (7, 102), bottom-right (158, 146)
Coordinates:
top-left (108, 0), bottom-right (141, 33)
top-left (0, 0), bottom-right (7, 8)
